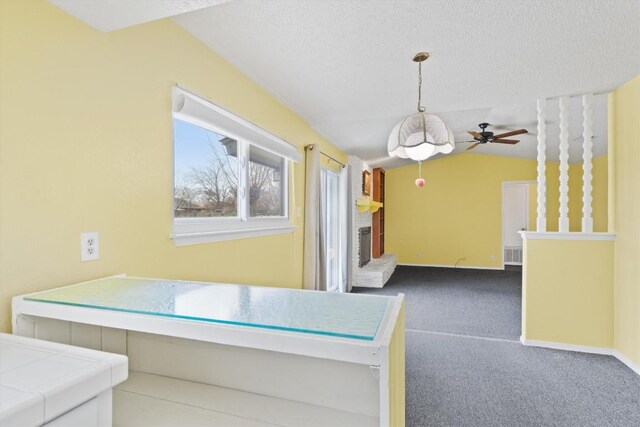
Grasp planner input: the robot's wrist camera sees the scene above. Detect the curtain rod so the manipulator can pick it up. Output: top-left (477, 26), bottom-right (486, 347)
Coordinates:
top-left (306, 145), bottom-right (346, 168)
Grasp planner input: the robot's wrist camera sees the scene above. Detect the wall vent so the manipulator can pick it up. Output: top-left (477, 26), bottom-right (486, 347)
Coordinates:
top-left (504, 246), bottom-right (523, 265)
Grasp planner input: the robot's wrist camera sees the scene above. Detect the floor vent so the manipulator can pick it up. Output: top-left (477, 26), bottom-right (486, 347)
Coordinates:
top-left (504, 246), bottom-right (523, 265)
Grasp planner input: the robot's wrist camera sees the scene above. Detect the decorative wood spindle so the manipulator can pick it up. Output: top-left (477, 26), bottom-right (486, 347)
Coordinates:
top-left (582, 94), bottom-right (594, 233)
top-left (558, 97), bottom-right (570, 233)
top-left (536, 99), bottom-right (547, 232)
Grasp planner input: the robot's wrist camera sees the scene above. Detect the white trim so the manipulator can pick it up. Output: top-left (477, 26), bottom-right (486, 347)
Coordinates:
top-left (502, 181), bottom-right (534, 268)
top-left (500, 180), bottom-right (537, 185)
top-left (581, 94), bottom-right (594, 233)
top-left (519, 231), bottom-right (615, 241)
top-left (613, 350), bottom-right (640, 376)
top-left (173, 86), bottom-right (301, 162)
top-left (536, 99), bottom-right (547, 232)
top-left (398, 263), bottom-right (504, 271)
top-left (173, 215), bottom-right (290, 234)
top-left (520, 336), bottom-right (612, 355)
top-left (558, 96), bottom-right (570, 232)
top-left (520, 337), bottom-right (640, 376)
top-left (172, 224), bottom-right (296, 246)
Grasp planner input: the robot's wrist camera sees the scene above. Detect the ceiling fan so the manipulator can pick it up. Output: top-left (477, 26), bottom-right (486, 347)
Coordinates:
top-left (465, 123), bottom-right (528, 151)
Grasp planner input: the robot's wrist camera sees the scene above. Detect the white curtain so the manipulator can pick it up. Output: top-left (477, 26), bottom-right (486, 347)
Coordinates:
top-left (338, 165), bottom-right (350, 292)
top-left (303, 145), bottom-right (326, 291)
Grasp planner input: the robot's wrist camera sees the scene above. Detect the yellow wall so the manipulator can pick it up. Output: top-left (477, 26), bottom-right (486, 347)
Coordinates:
top-left (610, 75), bottom-right (640, 367)
top-left (385, 153), bottom-right (607, 268)
top-left (0, 0), bottom-right (346, 332)
top-left (522, 238), bottom-right (614, 347)
top-left (520, 75), bottom-right (638, 359)
top-left (389, 302), bottom-right (405, 427)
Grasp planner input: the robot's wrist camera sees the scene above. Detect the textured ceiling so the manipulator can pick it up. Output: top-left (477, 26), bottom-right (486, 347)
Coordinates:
top-left (174, 0), bottom-right (640, 167)
top-left (368, 94), bottom-right (610, 168)
top-left (49, 1), bottom-right (639, 167)
top-left (49, 0), bottom-right (229, 32)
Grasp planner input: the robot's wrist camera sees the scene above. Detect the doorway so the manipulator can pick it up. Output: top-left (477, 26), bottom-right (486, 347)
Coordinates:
top-left (502, 181), bottom-right (533, 267)
top-left (321, 167), bottom-right (344, 292)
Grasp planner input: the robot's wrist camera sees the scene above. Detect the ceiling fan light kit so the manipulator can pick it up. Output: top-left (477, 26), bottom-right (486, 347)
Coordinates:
top-left (387, 52), bottom-right (455, 164)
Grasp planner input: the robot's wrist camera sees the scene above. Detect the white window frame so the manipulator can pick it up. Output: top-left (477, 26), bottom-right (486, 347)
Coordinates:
top-left (171, 87), bottom-right (300, 246)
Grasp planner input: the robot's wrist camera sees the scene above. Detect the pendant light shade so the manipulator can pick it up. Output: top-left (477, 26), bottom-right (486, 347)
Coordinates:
top-left (387, 113), bottom-right (455, 161)
top-left (387, 52), bottom-right (454, 162)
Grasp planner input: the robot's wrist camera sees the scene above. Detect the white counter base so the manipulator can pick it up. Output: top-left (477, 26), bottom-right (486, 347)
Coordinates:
top-left (114, 371), bottom-right (377, 427)
top-left (12, 276), bottom-right (405, 426)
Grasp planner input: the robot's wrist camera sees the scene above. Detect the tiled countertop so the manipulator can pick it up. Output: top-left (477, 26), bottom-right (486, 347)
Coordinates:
top-left (0, 333), bottom-right (128, 426)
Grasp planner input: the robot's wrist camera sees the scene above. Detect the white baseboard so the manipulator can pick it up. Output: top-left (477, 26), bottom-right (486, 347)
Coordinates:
top-left (398, 263), bottom-right (504, 271)
top-left (520, 336), bottom-right (640, 376)
top-left (612, 350), bottom-right (640, 376)
top-left (520, 336), bottom-right (612, 355)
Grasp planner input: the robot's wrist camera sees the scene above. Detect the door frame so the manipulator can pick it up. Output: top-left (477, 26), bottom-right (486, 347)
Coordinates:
top-left (501, 181), bottom-right (535, 268)
top-left (321, 166), bottom-right (342, 292)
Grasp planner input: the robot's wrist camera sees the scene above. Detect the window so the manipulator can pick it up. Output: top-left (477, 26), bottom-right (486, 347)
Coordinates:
top-left (171, 87), bottom-right (300, 245)
top-left (174, 121), bottom-right (239, 218)
top-left (249, 145), bottom-right (285, 217)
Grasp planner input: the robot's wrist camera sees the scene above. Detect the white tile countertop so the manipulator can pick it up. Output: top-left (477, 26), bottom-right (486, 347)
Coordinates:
top-left (0, 333), bottom-right (128, 426)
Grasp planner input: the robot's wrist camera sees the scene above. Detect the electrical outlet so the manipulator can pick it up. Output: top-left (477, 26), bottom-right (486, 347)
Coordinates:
top-left (490, 255), bottom-right (495, 261)
top-left (81, 232), bottom-right (99, 262)
top-left (416, 252), bottom-right (422, 258)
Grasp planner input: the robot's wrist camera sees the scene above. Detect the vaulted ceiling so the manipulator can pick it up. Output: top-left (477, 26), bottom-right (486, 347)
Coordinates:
top-left (51, 0), bottom-right (640, 167)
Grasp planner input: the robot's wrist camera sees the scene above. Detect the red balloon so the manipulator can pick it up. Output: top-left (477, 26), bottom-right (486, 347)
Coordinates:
top-left (415, 178), bottom-right (425, 187)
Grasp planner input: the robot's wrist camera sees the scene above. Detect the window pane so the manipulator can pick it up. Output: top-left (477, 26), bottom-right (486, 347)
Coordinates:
top-left (174, 119), bottom-right (238, 218)
top-left (249, 145), bottom-right (284, 217)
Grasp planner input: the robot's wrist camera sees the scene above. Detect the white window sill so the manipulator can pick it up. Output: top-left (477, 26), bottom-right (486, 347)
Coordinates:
top-left (172, 224), bottom-right (296, 246)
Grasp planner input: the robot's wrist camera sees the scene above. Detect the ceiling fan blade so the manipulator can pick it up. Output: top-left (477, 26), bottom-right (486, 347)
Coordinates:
top-left (492, 139), bottom-right (520, 144)
top-left (467, 131), bottom-right (482, 139)
top-left (492, 129), bottom-right (528, 139)
top-left (466, 142), bottom-right (481, 151)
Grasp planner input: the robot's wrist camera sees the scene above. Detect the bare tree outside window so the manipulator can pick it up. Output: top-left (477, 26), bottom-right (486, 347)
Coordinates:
top-left (174, 119), bottom-right (285, 219)
top-left (174, 119), bottom-right (238, 218)
top-left (249, 145), bottom-right (284, 217)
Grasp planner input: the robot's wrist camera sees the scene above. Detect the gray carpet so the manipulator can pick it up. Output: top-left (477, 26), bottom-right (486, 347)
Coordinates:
top-left (406, 332), bottom-right (640, 427)
top-left (352, 266), bottom-right (522, 340)
top-left (352, 266), bottom-right (640, 427)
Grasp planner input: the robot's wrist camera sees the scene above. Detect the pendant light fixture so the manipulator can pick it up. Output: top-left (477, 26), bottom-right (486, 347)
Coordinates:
top-left (388, 52), bottom-right (455, 162)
